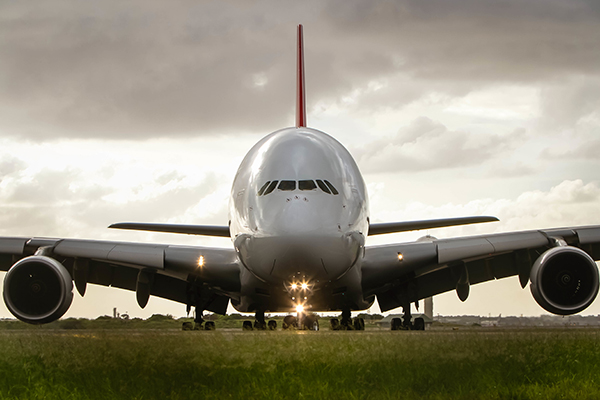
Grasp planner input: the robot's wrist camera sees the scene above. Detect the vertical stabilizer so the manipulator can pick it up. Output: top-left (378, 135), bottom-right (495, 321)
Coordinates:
top-left (296, 24), bottom-right (306, 127)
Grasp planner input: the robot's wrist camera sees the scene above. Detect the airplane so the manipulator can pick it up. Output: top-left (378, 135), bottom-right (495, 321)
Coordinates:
top-left (1, 25), bottom-right (599, 331)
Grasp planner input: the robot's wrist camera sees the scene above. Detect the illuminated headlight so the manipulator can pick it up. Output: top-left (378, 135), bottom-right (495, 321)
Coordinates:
top-left (198, 255), bottom-right (205, 267)
top-left (296, 304), bottom-right (304, 313)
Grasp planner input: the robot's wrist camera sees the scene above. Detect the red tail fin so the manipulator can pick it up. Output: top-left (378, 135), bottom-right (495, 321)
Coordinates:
top-left (296, 24), bottom-right (306, 128)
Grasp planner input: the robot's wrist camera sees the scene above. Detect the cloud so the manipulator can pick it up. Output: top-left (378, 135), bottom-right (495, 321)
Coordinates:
top-left (0, 160), bottom-right (227, 240)
top-left (0, 156), bottom-right (26, 178)
top-left (367, 179), bottom-right (600, 251)
top-left (353, 117), bottom-right (520, 173)
top-left (0, 1), bottom-right (598, 140)
top-left (538, 77), bottom-right (600, 129)
top-left (541, 139), bottom-right (600, 161)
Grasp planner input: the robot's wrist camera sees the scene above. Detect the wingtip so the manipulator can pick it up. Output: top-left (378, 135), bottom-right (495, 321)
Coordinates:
top-left (108, 223), bottom-right (126, 229)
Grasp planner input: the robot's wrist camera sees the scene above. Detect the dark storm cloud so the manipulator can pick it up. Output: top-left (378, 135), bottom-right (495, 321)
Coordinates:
top-left (0, 0), bottom-right (598, 139)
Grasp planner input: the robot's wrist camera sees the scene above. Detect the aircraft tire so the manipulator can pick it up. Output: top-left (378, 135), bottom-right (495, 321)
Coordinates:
top-left (182, 322), bottom-right (193, 331)
top-left (268, 320), bottom-right (277, 330)
top-left (353, 317), bottom-right (365, 331)
top-left (282, 315), bottom-right (297, 329)
top-left (329, 318), bottom-right (340, 330)
top-left (204, 321), bottom-right (215, 330)
top-left (242, 320), bottom-right (253, 331)
top-left (413, 317), bottom-right (425, 331)
top-left (254, 320), bottom-right (267, 330)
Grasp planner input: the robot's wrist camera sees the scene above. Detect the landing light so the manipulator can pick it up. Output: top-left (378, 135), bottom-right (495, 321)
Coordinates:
top-left (291, 283), bottom-right (298, 290)
top-left (296, 304), bottom-right (304, 313)
top-left (397, 253), bottom-right (404, 262)
top-left (301, 283), bottom-right (308, 290)
top-left (198, 256), bottom-right (205, 267)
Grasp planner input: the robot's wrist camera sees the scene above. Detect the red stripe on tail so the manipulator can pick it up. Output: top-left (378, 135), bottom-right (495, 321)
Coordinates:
top-left (296, 24), bottom-right (306, 128)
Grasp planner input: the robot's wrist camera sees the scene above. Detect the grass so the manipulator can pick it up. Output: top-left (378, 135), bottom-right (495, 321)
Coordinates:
top-left (0, 328), bottom-right (599, 399)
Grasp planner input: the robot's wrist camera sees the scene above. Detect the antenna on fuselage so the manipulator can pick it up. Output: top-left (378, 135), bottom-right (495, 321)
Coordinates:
top-left (296, 24), bottom-right (306, 128)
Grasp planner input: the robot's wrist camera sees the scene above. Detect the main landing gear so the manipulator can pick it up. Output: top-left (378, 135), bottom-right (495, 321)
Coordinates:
top-left (390, 303), bottom-right (425, 331)
top-left (390, 317), bottom-right (425, 330)
top-left (242, 310), bottom-right (278, 331)
top-left (329, 308), bottom-right (365, 331)
top-left (183, 284), bottom-right (217, 331)
top-left (182, 308), bottom-right (216, 331)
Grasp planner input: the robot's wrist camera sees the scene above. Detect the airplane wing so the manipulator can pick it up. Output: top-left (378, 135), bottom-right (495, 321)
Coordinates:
top-left (0, 237), bottom-right (240, 323)
top-left (368, 216), bottom-right (498, 235)
top-left (109, 222), bottom-right (231, 237)
top-left (362, 225), bottom-right (600, 314)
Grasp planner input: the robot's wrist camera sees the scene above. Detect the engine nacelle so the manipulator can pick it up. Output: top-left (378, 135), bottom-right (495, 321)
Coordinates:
top-left (530, 246), bottom-right (599, 315)
top-left (3, 256), bottom-right (74, 324)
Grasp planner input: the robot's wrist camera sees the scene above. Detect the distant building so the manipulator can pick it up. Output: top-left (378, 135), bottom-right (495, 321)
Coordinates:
top-left (424, 297), bottom-right (433, 320)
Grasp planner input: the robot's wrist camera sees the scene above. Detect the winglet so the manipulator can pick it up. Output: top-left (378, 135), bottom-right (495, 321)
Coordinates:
top-left (296, 24), bottom-right (306, 128)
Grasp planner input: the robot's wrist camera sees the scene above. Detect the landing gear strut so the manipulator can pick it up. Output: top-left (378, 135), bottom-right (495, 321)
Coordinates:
top-left (184, 283), bottom-right (216, 331)
top-left (340, 308), bottom-right (353, 330)
top-left (194, 308), bottom-right (204, 330)
top-left (254, 310), bottom-right (267, 330)
top-left (402, 303), bottom-right (412, 330)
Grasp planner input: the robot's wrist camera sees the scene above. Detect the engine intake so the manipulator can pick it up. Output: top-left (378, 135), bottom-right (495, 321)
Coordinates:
top-left (3, 256), bottom-right (74, 324)
top-left (530, 246), bottom-right (599, 315)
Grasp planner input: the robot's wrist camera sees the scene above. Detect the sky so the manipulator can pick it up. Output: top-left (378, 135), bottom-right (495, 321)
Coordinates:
top-left (1, 0), bottom-right (599, 319)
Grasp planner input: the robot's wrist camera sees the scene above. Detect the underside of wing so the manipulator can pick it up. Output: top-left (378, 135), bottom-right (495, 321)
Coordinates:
top-left (362, 225), bottom-right (600, 315)
top-left (0, 237), bottom-right (240, 324)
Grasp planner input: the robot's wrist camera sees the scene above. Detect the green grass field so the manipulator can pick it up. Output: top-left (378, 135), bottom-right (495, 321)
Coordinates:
top-left (0, 328), bottom-right (599, 399)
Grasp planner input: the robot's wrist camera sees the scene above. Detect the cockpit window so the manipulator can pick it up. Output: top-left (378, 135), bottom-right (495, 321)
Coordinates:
top-left (258, 179), bottom-right (338, 196)
top-left (278, 180), bottom-right (296, 191)
top-left (263, 180), bottom-right (279, 195)
top-left (315, 179), bottom-right (331, 194)
top-left (299, 180), bottom-right (317, 191)
top-left (324, 180), bottom-right (339, 195)
top-left (257, 181), bottom-right (271, 196)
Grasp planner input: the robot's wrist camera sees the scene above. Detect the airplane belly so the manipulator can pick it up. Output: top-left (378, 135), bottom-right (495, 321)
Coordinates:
top-left (236, 232), bottom-right (363, 284)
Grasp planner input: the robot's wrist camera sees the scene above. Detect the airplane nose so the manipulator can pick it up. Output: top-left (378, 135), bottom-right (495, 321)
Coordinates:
top-left (263, 195), bottom-right (341, 236)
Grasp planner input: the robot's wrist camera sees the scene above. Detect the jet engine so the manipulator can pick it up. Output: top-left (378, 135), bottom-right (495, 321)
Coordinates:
top-left (530, 246), bottom-right (599, 315)
top-left (3, 256), bottom-right (74, 324)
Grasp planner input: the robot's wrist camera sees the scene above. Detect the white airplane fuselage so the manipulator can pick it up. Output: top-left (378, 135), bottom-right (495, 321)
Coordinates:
top-left (229, 127), bottom-right (372, 313)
